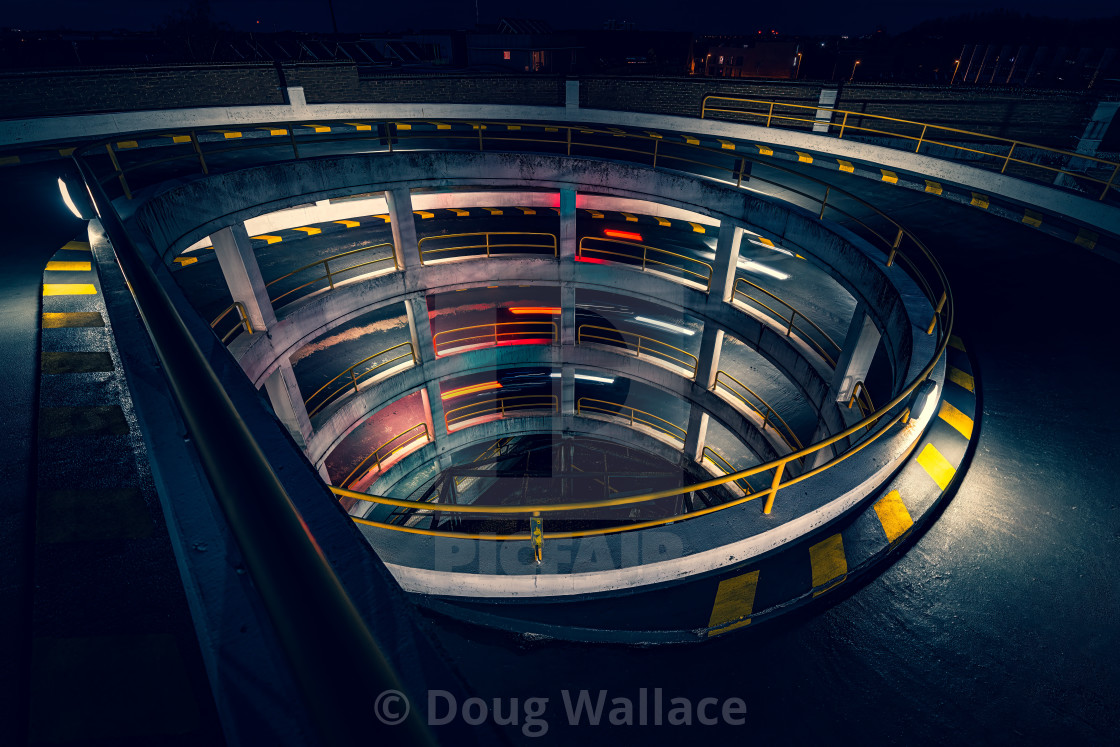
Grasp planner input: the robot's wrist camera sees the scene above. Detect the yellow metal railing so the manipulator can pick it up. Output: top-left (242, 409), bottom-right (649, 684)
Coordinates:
top-left (700, 95), bottom-right (1120, 201)
top-left (578, 236), bottom-right (713, 291)
top-left (733, 278), bottom-right (841, 367)
top-left (304, 342), bottom-right (416, 418)
top-left (210, 301), bottom-right (253, 344)
top-left (432, 321), bottom-right (557, 356)
top-left (340, 422), bottom-right (430, 488)
top-left (577, 323), bottom-right (698, 375)
top-left (266, 242), bottom-right (396, 306)
top-left (418, 231), bottom-right (557, 264)
top-left (576, 398), bottom-right (686, 442)
top-left (702, 446), bottom-right (754, 496)
top-left (714, 370), bottom-right (804, 454)
top-left (444, 395), bottom-right (558, 429)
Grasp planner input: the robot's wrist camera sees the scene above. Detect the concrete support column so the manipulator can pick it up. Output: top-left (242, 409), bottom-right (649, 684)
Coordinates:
top-left (710, 222), bottom-right (742, 303)
top-left (387, 187), bottom-right (421, 270)
top-left (560, 284), bottom-right (576, 348)
top-left (813, 89), bottom-right (839, 133)
top-left (317, 463), bottom-right (332, 484)
top-left (561, 364), bottom-right (575, 416)
top-left (421, 382), bottom-right (449, 442)
top-left (683, 405), bottom-right (710, 462)
top-left (694, 324), bottom-right (724, 390)
top-left (831, 306), bottom-right (881, 404)
top-left (405, 294), bottom-right (435, 364)
top-left (559, 187), bottom-right (577, 262)
top-left (806, 419), bottom-right (836, 471)
top-left (210, 224), bottom-right (276, 332)
top-left (263, 358), bottom-right (313, 449)
top-left (565, 79), bottom-right (580, 110)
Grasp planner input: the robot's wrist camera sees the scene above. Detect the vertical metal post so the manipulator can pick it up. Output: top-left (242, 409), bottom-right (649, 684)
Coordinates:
top-left (766, 102), bottom-right (775, 127)
top-left (652, 138), bottom-right (660, 168)
top-left (104, 144), bottom-right (132, 200)
top-left (478, 124), bottom-right (484, 151)
top-left (838, 111), bottom-right (849, 139)
top-left (915, 124), bottom-right (928, 153)
top-left (1100, 163), bottom-right (1120, 201)
top-left (566, 127), bottom-right (572, 156)
top-left (190, 131), bottom-right (209, 174)
top-left (288, 129), bottom-right (301, 159)
top-left (819, 187), bottom-right (830, 220)
top-left (531, 514), bottom-right (543, 564)
top-left (737, 157), bottom-right (746, 188)
top-left (350, 368), bottom-right (358, 394)
top-left (325, 259), bottom-right (334, 289)
top-left (1001, 142), bottom-right (1018, 174)
top-left (485, 232), bottom-right (491, 258)
top-left (886, 227), bottom-right (903, 267)
top-left (763, 461), bottom-right (785, 514)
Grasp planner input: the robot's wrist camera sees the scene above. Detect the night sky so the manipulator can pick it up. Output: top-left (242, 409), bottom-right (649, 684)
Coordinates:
top-left (5, 0), bottom-right (1119, 35)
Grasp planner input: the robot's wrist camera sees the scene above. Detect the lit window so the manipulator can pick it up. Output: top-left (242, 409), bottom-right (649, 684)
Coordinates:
top-left (503, 50), bottom-right (511, 60)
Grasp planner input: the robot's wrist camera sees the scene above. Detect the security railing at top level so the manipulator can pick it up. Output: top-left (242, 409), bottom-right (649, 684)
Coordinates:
top-left (419, 231), bottom-right (557, 263)
top-left (732, 277), bottom-right (842, 368)
top-left (702, 446), bottom-right (755, 496)
top-left (700, 95), bottom-right (1120, 201)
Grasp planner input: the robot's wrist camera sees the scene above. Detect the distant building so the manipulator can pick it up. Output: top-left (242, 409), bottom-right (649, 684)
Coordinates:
top-left (702, 41), bottom-right (802, 79)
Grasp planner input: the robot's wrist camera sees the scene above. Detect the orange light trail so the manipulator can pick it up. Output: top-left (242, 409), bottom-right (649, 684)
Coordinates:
top-left (604, 229), bottom-right (643, 241)
top-left (441, 381), bottom-right (502, 400)
top-left (508, 307), bottom-right (561, 315)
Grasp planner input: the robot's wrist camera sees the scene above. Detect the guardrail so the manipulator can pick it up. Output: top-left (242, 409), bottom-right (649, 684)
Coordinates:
top-left (209, 301), bottom-right (253, 344)
top-left (578, 236), bottom-right (713, 291)
top-left (433, 320), bottom-right (557, 356)
top-left (340, 422), bottom-right (430, 488)
top-left (304, 341), bottom-right (416, 419)
top-left (714, 370), bottom-right (804, 455)
top-left (577, 323), bottom-right (698, 376)
top-left (266, 242), bottom-right (396, 306)
top-left (700, 95), bottom-right (1120, 201)
top-left (419, 231), bottom-right (557, 264)
top-left (702, 446), bottom-right (755, 496)
top-left (732, 278), bottom-right (841, 367)
top-left (576, 397), bottom-right (686, 442)
top-left (445, 395), bottom-right (559, 429)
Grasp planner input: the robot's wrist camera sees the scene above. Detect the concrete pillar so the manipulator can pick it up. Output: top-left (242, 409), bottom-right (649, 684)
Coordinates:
top-left (263, 358), bottom-right (313, 449)
top-left (421, 382), bottom-right (449, 441)
top-left (565, 79), bottom-right (580, 110)
top-left (683, 405), bottom-right (710, 462)
top-left (317, 463), bottom-right (332, 484)
top-left (561, 364), bottom-right (575, 416)
top-left (813, 89), bottom-right (838, 133)
top-left (710, 222), bottom-right (742, 303)
top-left (560, 284), bottom-right (576, 348)
top-left (806, 419), bottom-right (836, 471)
top-left (405, 295), bottom-right (435, 364)
top-left (831, 306), bottom-right (881, 404)
top-left (210, 224), bottom-right (276, 331)
top-left (559, 188), bottom-right (577, 262)
top-left (387, 187), bottom-right (421, 269)
top-left (1056, 100), bottom-right (1119, 188)
top-left (694, 324), bottom-right (724, 390)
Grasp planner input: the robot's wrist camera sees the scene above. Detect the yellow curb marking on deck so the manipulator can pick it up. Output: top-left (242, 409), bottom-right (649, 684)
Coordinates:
top-left (334, 220), bottom-right (361, 228)
top-left (251, 234), bottom-right (283, 244)
top-left (717, 139), bottom-right (736, 150)
top-left (938, 400), bottom-right (974, 440)
top-left (645, 131), bottom-right (663, 139)
top-left (173, 256), bottom-right (198, 266)
top-left (544, 127), bottom-right (559, 133)
top-left (688, 222), bottom-right (706, 233)
top-left (755, 144), bottom-right (773, 156)
top-left (41, 351), bottom-right (114, 375)
top-left (371, 214), bottom-right (392, 223)
top-left (654, 217), bottom-right (671, 226)
top-left (924, 180), bottom-right (943, 195)
top-left (809, 534), bottom-right (847, 595)
top-left (684, 136), bottom-right (700, 145)
top-left (707, 570), bottom-right (760, 636)
top-left (584, 210), bottom-right (604, 219)
top-left (159, 134), bottom-right (192, 144)
top-left (293, 226), bottom-right (322, 235)
top-left (58, 147), bottom-right (76, 156)
top-left (1022, 210), bottom-right (1043, 228)
top-left (837, 159), bottom-right (854, 173)
top-left (0, 155), bottom-right (21, 166)
top-left (948, 335), bottom-right (966, 352)
top-left (395, 122), bottom-right (412, 130)
top-left (62, 241), bottom-right (91, 252)
top-left (507, 124), bottom-right (522, 131)
top-left (618, 212), bottom-right (637, 222)
top-left (1075, 228), bottom-right (1098, 250)
top-left (257, 127), bottom-right (287, 136)
top-left (757, 236), bottom-right (776, 247)
top-left (212, 130), bottom-right (242, 139)
top-left (413, 211), bottom-right (435, 219)
top-left (347, 122), bottom-right (373, 131)
top-left (43, 284), bottom-right (96, 296)
top-left (916, 443), bottom-right (955, 490)
top-left (449, 208), bottom-right (470, 217)
top-left (45, 261), bottom-right (91, 272)
top-left (42, 312), bottom-right (104, 329)
top-left (795, 151), bottom-right (813, 163)
top-left (880, 169), bottom-right (898, 184)
top-left (302, 124), bottom-right (331, 133)
top-left (873, 490), bottom-right (914, 544)
top-left (39, 406), bottom-right (129, 439)
top-left (483, 207), bottom-right (503, 215)
top-left (115, 140), bottom-right (138, 149)
top-left (517, 207), bottom-right (536, 214)
top-left (429, 122), bottom-right (451, 130)
top-left (970, 192), bottom-right (990, 209)
top-left (947, 366), bottom-right (975, 392)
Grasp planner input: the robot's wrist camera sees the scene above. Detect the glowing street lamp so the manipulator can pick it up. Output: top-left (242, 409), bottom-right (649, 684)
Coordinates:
top-left (849, 59), bottom-right (861, 82)
top-left (950, 59), bottom-right (961, 85)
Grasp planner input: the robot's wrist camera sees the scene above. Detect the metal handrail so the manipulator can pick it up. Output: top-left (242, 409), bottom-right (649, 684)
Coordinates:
top-left (702, 446), bottom-right (754, 495)
top-left (576, 397), bottom-right (687, 442)
top-left (432, 320), bottom-right (557, 355)
top-left (444, 395), bottom-right (559, 428)
top-left (713, 370), bottom-right (804, 453)
top-left (578, 236), bottom-right (714, 291)
top-left (75, 157), bottom-right (435, 745)
top-left (700, 95), bottom-right (1120, 200)
top-left (577, 323), bottom-right (699, 375)
top-left (341, 422), bottom-right (430, 488)
top-left (732, 277), bottom-right (841, 367)
top-left (418, 231), bottom-right (557, 264)
top-left (266, 242), bottom-right (396, 305)
top-left (304, 341), bottom-right (416, 419)
top-left (209, 301), bottom-right (253, 344)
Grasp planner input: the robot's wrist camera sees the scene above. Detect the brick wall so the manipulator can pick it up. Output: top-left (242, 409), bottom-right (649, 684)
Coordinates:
top-left (582, 76), bottom-right (824, 117)
top-left (338, 73), bottom-right (566, 107)
top-left (0, 64), bottom-right (284, 118)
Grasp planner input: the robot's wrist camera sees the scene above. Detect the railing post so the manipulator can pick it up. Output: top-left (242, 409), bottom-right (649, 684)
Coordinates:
top-left (819, 187), bottom-right (830, 220)
top-left (478, 124), bottom-right (484, 151)
top-left (786, 311), bottom-right (797, 337)
top-left (1001, 142), bottom-right (1018, 174)
top-left (324, 258), bottom-right (334, 289)
top-left (103, 144), bottom-right (132, 200)
top-left (566, 127), bottom-right (572, 156)
top-left (886, 227), bottom-right (903, 267)
top-left (652, 138), bottom-right (660, 168)
top-left (288, 128), bottom-right (301, 159)
top-left (927, 292), bottom-right (947, 335)
top-left (766, 102), bottom-right (774, 127)
top-left (350, 368), bottom-right (359, 394)
top-left (915, 124), bottom-right (928, 153)
top-left (838, 111), bottom-right (849, 139)
top-left (763, 462), bottom-right (784, 514)
top-left (485, 232), bottom-right (491, 258)
top-left (189, 130), bottom-right (209, 175)
top-left (1101, 163), bottom-right (1120, 201)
